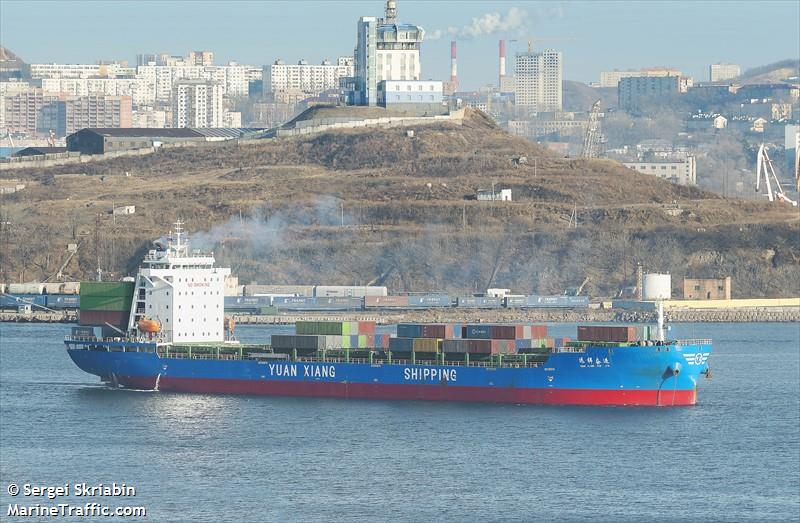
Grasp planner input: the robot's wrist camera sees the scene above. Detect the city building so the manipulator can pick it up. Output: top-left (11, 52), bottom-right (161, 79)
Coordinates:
top-left (599, 68), bottom-right (682, 88)
top-left (683, 277), bottom-right (731, 300)
top-left (514, 48), bottom-right (562, 114)
top-left (352, 1), bottom-right (425, 106)
top-left (187, 50), bottom-right (214, 66)
top-left (172, 79), bottom-right (224, 128)
top-left (376, 80), bottom-right (443, 113)
top-left (132, 107), bottom-right (169, 128)
top-left (507, 112), bottom-right (587, 139)
top-left (40, 77), bottom-right (156, 107)
top-left (622, 154), bottom-right (697, 185)
top-left (1, 88), bottom-right (59, 134)
top-left (263, 58), bottom-right (354, 98)
top-left (709, 63), bottom-right (740, 82)
top-left (713, 115), bottom-right (728, 129)
top-left (136, 63), bottom-right (253, 102)
top-left (62, 94), bottom-right (132, 135)
top-left (38, 94), bottom-right (133, 136)
top-left (30, 62), bottom-right (124, 79)
top-left (618, 75), bottom-right (680, 112)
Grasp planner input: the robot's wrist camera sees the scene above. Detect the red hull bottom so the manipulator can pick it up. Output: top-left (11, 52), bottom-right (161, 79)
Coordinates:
top-left (116, 375), bottom-right (698, 407)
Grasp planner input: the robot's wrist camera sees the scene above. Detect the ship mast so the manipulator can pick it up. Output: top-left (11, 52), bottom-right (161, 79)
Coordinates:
top-left (656, 300), bottom-right (665, 342)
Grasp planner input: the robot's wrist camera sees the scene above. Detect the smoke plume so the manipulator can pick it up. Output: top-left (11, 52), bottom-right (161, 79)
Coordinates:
top-left (428, 7), bottom-right (529, 41)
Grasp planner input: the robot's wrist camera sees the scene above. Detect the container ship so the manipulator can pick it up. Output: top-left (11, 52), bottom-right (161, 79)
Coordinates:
top-left (65, 223), bottom-right (712, 407)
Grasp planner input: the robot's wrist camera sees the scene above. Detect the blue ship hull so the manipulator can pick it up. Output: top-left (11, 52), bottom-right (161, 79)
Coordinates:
top-left (66, 340), bottom-right (711, 406)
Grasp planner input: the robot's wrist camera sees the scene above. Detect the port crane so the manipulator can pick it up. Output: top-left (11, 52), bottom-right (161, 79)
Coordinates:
top-left (565, 277), bottom-right (589, 296)
top-left (755, 144), bottom-right (797, 206)
top-left (581, 100), bottom-right (602, 159)
top-left (43, 242), bottom-right (82, 282)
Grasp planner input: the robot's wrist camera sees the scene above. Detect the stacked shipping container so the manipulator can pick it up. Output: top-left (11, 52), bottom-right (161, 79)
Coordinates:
top-left (79, 282), bottom-right (134, 330)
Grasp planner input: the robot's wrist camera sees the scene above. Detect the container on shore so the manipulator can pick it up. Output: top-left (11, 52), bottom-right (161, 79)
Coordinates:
top-left (408, 295), bottom-right (451, 308)
top-left (8, 283), bottom-right (45, 295)
top-left (365, 295), bottom-right (409, 308)
top-left (456, 296), bottom-right (502, 309)
top-left (46, 295), bottom-right (81, 308)
top-left (1, 294), bottom-right (46, 308)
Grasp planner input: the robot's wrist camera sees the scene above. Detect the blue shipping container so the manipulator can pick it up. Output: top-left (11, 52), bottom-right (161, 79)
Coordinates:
top-left (407, 295), bottom-right (451, 308)
top-left (224, 296), bottom-right (270, 309)
top-left (388, 338), bottom-right (415, 352)
top-left (457, 297), bottom-right (502, 309)
top-left (273, 297), bottom-right (317, 307)
top-left (46, 295), bottom-right (81, 308)
top-left (462, 325), bottom-right (492, 339)
top-left (274, 296), bottom-right (361, 311)
top-left (503, 296), bottom-right (527, 308)
top-left (525, 295), bottom-right (588, 308)
top-left (1, 294), bottom-right (46, 308)
top-left (397, 324), bottom-right (423, 338)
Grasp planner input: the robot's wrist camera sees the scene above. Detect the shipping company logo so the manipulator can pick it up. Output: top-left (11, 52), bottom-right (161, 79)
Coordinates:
top-left (683, 352), bottom-right (709, 366)
top-left (578, 356), bottom-right (611, 368)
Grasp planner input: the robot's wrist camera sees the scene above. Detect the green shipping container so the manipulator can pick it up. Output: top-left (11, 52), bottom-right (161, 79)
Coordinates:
top-left (80, 282), bottom-right (135, 298)
top-left (80, 295), bottom-right (133, 312)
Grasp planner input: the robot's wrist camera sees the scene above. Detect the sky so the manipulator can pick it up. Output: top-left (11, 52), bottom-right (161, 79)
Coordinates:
top-left (1, 0), bottom-right (798, 89)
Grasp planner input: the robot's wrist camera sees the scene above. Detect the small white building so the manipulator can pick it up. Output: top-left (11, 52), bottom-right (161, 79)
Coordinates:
top-left (113, 205), bottom-right (136, 216)
top-left (476, 188), bottom-right (512, 201)
top-left (713, 115), bottom-right (727, 129)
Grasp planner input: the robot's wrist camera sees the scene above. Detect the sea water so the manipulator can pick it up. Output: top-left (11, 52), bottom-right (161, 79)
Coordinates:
top-left (1, 322), bottom-right (798, 522)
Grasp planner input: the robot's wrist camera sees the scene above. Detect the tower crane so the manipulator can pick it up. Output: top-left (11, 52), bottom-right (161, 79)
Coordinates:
top-left (510, 37), bottom-right (576, 53)
top-left (581, 100), bottom-right (602, 159)
top-left (755, 144), bottom-right (797, 206)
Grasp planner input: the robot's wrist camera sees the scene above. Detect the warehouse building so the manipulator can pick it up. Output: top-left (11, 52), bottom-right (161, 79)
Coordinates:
top-left (66, 127), bottom-right (205, 154)
top-left (66, 127), bottom-right (265, 154)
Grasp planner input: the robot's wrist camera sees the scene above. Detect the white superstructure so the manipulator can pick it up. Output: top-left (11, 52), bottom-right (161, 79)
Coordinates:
top-left (129, 221), bottom-right (230, 343)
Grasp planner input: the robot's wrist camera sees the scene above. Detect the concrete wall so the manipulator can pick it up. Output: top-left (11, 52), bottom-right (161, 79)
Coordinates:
top-left (276, 109), bottom-right (465, 138)
top-left (665, 297), bottom-right (798, 309)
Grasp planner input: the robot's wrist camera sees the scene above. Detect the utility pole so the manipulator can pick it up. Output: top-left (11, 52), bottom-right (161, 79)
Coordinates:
top-left (94, 214), bottom-right (101, 281)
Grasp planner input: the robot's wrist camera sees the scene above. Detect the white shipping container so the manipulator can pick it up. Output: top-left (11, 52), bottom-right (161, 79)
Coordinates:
top-left (8, 283), bottom-right (44, 295)
top-left (314, 286), bottom-right (388, 298)
top-left (61, 282), bottom-right (81, 295)
top-left (246, 284), bottom-right (314, 297)
top-left (43, 283), bottom-right (64, 294)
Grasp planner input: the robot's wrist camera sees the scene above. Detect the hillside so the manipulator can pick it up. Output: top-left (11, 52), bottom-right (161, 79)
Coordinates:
top-left (732, 59), bottom-right (800, 84)
top-left (2, 109), bottom-right (798, 298)
top-left (562, 80), bottom-right (618, 111)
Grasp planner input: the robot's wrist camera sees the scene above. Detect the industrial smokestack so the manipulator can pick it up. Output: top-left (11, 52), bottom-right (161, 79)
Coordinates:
top-left (450, 41), bottom-right (457, 82)
top-left (499, 39), bottom-right (506, 80)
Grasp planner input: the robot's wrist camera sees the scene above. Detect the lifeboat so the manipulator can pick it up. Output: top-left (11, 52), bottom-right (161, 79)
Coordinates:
top-left (138, 317), bottom-right (162, 333)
